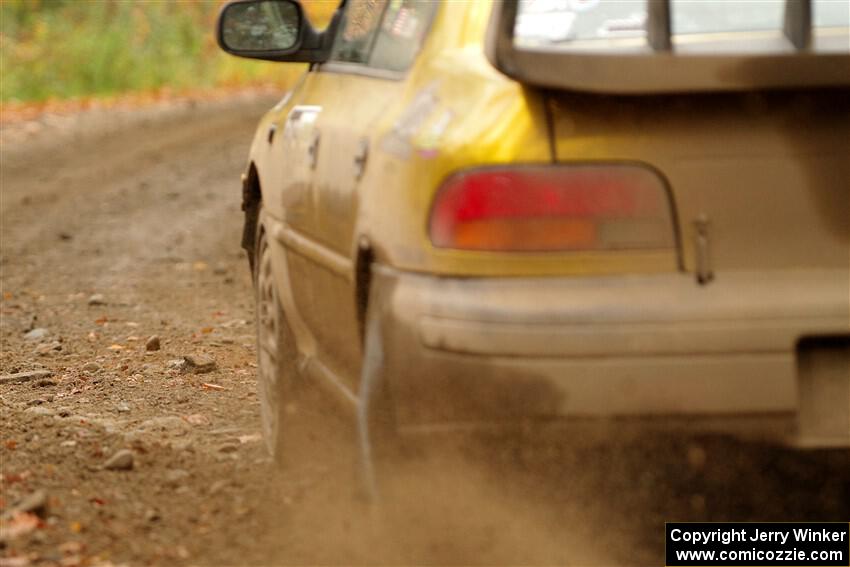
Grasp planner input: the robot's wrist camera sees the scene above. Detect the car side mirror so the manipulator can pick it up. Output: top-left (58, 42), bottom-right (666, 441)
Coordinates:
top-left (216, 0), bottom-right (339, 63)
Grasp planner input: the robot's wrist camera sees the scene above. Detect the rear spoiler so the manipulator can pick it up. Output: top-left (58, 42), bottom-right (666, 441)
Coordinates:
top-left (485, 0), bottom-right (850, 94)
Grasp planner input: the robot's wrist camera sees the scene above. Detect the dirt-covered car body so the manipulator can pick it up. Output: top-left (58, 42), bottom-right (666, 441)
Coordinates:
top-left (223, 0), bottom-right (850, 452)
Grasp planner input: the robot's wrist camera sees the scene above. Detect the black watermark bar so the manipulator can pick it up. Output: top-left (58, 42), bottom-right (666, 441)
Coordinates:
top-left (666, 523), bottom-right (850, 566)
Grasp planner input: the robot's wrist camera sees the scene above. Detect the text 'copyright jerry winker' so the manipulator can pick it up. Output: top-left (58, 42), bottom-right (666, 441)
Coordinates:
top-left (666, 523), bottom-right (850, 566)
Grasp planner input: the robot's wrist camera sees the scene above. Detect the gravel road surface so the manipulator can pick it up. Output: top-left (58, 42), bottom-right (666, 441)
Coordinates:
top-left (1, 93), bottom-right (848, 567)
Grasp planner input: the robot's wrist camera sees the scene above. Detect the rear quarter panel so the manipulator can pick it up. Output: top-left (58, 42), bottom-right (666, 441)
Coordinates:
top-left (356, 1), bottom-right (677, 277)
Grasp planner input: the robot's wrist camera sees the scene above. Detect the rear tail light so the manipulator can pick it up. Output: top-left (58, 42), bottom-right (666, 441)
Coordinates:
top-left (429, 164), bottom-right (675, 252)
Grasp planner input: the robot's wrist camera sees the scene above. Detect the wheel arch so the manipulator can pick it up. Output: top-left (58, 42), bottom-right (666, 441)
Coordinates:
top-left (242, 162), bottom-right (262, 273)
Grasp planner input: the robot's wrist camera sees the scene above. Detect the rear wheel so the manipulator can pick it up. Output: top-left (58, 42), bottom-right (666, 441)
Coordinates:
top-left (254, 217), bottom-right (297, 464)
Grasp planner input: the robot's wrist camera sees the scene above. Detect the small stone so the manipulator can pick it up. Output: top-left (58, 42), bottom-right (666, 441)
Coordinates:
top-left (168, 359), bottom-right (189, 372)
top-left (24, 328), bottom-right (48, 341)
top-left (27, 398), bottom-right (45, 406)
top-left (218, 443), bottom-right (238, 454)
top-left (60, 440), bottom-right (77, 448)
top-left (165, 469), bottom-right (190, 485)
top-left (145, 335), bottom-right (161, 352)
top-left (13, 489), bottom-right (48, 518)
top-left (187, 355), bottom-right (216, 373)
top-left (81, 362), bottom-right (101, 373)
top-left (35, 378), bottom-right (57, 388)
top-left (35, 341), bottom-right (62, 355)
top-left (103, 449), bottom-right (134, 471)
top-left (115, 402), bottom-right (131, 413)
top-left (0, 370), bottom-right (53, 385)
top-left (24, 406), bottom-right (54, 417)
top-left (87, 294), bottom-right (106, 306)
top-left (144, 508), bottom-right (161, 522)
top-left (183, 414), bottom-right (208, 425)
top-left (173, 355), bottom-right (216, 374)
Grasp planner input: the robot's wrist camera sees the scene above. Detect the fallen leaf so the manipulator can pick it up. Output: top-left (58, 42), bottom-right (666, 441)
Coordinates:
top-left (200, 327), bottom-right (214, 334)
top-left (94, 316), bottom-right (108, 326)
top-left (2, 292), bottom-right (12, 300)
top-left (201, 383), bottom-right (225, 391)
top-left (107, 344), bottom-right (124, 351)
top-left (192, 261), bottom-right (208, 271)
top-left (4, 471), bottom-right (30, 484)
top-left (5, 440), bottom-right (17, 450)
top-left (1, 512), bottom-right (40, 540)
top-left (69, 521), bottom-right (84, 534)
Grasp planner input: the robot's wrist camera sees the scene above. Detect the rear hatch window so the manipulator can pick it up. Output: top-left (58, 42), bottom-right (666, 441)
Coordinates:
top-left (515, 0), bottom-right (849, 46)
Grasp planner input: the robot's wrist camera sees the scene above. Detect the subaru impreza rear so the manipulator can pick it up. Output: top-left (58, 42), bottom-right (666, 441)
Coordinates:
top-left (217, 0), bottom-right (850, 469)
top-left (366, 0), bottom-right (850, 449)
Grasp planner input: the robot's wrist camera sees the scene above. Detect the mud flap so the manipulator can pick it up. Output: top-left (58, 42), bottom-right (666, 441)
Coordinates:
top-left (357, 305), bottom-right (385, 501)
top-left (795, 337), bottom-right (850, 448)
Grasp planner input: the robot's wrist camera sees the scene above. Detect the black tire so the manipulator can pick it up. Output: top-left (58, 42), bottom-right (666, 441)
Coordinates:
top-left (254, 214), bottom-right (298, 465)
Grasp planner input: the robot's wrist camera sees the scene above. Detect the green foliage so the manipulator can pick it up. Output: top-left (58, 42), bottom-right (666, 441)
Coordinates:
top-left (0, 0), bottom-right (302, 103)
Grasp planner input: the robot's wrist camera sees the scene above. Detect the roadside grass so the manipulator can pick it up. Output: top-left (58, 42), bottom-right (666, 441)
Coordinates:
top-left (0, 0), bottom-right (337, 104)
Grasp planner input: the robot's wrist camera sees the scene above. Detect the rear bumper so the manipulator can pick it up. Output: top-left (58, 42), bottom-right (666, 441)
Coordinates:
top-left (370, 266), bottom-right (849, 444)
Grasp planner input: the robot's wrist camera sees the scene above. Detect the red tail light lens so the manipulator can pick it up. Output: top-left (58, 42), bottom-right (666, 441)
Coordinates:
top-left (429, 165), bottom-right (674, 252)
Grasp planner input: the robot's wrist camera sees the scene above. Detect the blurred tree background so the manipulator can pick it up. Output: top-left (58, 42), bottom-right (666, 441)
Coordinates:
top-left (0, 0), bottom-right (338, 103)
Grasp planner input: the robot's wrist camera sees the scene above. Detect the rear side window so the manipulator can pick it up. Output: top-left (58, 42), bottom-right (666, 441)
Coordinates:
top-left (329, 0), bottom-right (437, 72)
top-left (369, 1), bottom-right (438, 71)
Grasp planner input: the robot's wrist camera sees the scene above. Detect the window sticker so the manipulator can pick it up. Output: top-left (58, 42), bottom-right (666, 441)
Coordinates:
top-left (416, 108), bottom-right (454, 159)
top-left (380, 81), bottom-right (441, 159)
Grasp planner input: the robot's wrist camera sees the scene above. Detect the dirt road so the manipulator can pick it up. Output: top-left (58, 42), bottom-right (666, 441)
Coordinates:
top-left (1, 94), bottom-right (848, 567)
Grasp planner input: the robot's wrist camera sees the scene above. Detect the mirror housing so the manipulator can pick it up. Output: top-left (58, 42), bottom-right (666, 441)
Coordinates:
top-left (216, 0), bottom-right (342, 64)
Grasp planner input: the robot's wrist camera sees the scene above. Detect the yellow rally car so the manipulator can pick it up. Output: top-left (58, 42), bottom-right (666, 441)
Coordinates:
top-left (217, 0), bottom-right (850, 478)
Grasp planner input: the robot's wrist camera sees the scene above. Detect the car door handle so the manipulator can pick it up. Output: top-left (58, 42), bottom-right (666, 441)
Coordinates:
top-left (353, 138), bottom-right (369, 180)
top-left (308, 131), bottom-right (320, 170)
